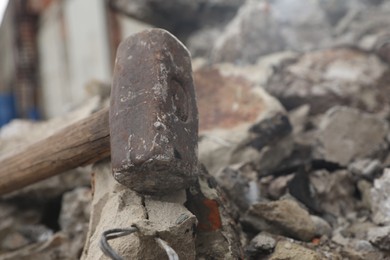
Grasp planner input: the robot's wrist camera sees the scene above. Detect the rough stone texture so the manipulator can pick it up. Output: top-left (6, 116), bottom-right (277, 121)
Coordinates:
top-left (368, 225), bottom-right (390, 251)
top-left (265, 47), bottom-right (390, 115)
top-left (270, 0), bottom-right (332, 51)
top-left (245, 232), bottom-right (276, 258)
top-left (267, 174), bottom-right (294, 200)
top-left (371, 169), bottom-right (390, 225)
top-left (196, 64), bottom-right (293, 177)
top-left (269, 240), bottom-right (322, 260)
top-left (310, 170), bottom-right (357, 216)
top-left (187, 27), bottom-right (223, 58)
top-left (248, 199), bottom-right (317, 242)
top-left (332, 4), bottom-right (390, 54)
top-left (348, 159), bottom-right (382, 180)
top-left (212, 0), bottom-right (332, 64)
top-left (215, 163), bottom-right (260, 211)
top-left (82, 160), bottom-right (197, 260)
top-left (311, 215), bottom-right (332, 237)
top-left (314, 107), bottom-right (389, 166)
top-left (59, 187), bottom-right (91, 258)
top-left (0, 233), bottom-right (76, 260)
top-left (110, 29), bottom-right (198, 195)
top-left (212, 0), bottom-right (285, 64)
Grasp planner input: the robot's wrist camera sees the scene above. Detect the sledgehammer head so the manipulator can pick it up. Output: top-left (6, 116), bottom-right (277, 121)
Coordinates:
top-left (110, 29), bottom-right (198, 195)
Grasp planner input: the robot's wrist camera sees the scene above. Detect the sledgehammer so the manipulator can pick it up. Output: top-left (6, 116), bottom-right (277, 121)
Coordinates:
top-left (0, 29), bottom-right (198, 196)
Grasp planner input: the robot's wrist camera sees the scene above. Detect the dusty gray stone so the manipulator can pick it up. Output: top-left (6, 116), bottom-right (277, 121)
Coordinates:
top-left (212, 0), bottom-right (332, 64)
top-left (371, 169), bottom-right (390, 225)
top-left (59, 187), bottom-right (91, 233)
top-left (187, 27), bottom-right (222, 58)
top-left (288, 105), bottom-right (310, 135)
top-left (357, 180), bottom-right (373, 210)
top-left (349, 159), bottom-right (382, 179)
top-left (212, 0), bottom-right (285, 64)
top-left (270, 0), bottom-right (332, 51)
top-left (332, 4), bottom-right (390, 54)
top-left (248, 199), bottom-right (317, 241)
top-left (246, 232), bottom-right (276, 257)
top-left (368, 225), bottom-right (390, 251)
top-left (0, 233), bottom-right (74, 260)
top-left (215, 164), bottom-right (260, 211)
top-left (269, 240), bottom-right (322, 260)
top-left (267, 174), bottom-right (294, 200)
top-left (343, 220), bottom-right (376, 240)
top-left (314, 107), bottom-right (389, 166)
top-left (265, 48), bottom-right (390, 115)
top-left (59, 187), bottom-right (91, 258)
top-left (311, 215), bottom-right (332, 237)
top-left (1, 232), bottom-right (30, 251)
top-left (310, 170), bottom-right (357, 216)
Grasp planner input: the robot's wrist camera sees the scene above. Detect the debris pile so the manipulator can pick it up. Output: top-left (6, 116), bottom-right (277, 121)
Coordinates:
top-left (1, 0), bottom-right (390, 259)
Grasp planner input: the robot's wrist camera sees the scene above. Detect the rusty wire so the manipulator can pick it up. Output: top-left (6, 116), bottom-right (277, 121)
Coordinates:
top-left (100, 226), bottom-right (179, 260)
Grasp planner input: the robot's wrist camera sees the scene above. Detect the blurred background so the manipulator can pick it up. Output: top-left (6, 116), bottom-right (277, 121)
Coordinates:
top-left (0, 0), bottom-right (388, 127)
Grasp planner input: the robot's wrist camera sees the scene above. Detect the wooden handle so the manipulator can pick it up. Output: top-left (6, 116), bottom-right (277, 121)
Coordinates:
top-left (0, 107), bottom-right (110, 196)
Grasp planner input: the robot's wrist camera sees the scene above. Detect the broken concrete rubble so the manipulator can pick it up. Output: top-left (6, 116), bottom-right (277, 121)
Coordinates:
top-left (310, 170), bottom-right (357, 216)
top-left (245, 232), bottom-right (276, 258)
top-left (211, 0), bottom-right (285, 64)
top-left (266, 48), bottom-right (390, 115)
top-left (371, 169), bottom-right (390, 225)
top-left (269, 240), bottom-right (323, 260)
top-left (196, 64), bottom-right (293, 178)
top-left (59, 187), bottom-right (91, 258)
top-left (247, 199), bottom-right (318, 242)
top-left (367, 225), bottom-right (390, 251)
top-left (314, 107), bottom-right (389, 166)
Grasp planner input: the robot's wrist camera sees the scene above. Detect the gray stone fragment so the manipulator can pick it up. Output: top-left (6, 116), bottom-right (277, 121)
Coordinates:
top-left (215, 164), bottom-right (260, 211)
top-left (269, 240), bottom-right (322, 260)
top-left (265, 48), bottom-right (390, 115)
top-left (59, 187), bottom-right (91, 233)
top-left (310, 170), bottom-right (357, 216)
top-left (368, 225), bottom-right (390, 251)
top-left (349, 159), bottom-right (382, 179)
top-left (371, 169), bottom-right (390, 225)
top-left (59, 187), bottom-right (91, 258)
top-left (212, 0), bottom-right (332, 64)
top-left (246, 232), bottom-right (276, 257)
top-left (247, 199), bottom-right (317, 241)
top-left (196, 65), bottom-right (293, 177)
top-left (314, 107), bottom-right (389, 166)
top-left (311, 215), bottom-right (332, 237)
top-left (267, 174), bottom-right (294, 200)
top-left (212, 0), bottom-right (285, 64)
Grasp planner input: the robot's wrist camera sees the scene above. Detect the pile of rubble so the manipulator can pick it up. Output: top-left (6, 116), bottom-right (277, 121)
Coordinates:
top-left (1, 0), bottom-right (390, 259)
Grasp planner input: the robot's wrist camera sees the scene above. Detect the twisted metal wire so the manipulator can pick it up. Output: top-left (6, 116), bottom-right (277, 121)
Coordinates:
top-left (99, 226), bottom-right (179, 260)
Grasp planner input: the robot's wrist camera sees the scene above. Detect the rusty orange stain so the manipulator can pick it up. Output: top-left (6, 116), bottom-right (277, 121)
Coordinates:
top-left (312, 237), bottom-right (321, 246)
top-left (198, 199), bottom-right (222, 231)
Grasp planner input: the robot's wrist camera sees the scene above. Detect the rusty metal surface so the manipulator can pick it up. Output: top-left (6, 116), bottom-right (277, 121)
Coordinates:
top-left (110, 29), bottom-right (198, 194)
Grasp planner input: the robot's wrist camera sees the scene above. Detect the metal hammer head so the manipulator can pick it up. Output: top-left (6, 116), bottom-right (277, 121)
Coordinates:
top-left (110, 29), bottom-right (198, 195)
